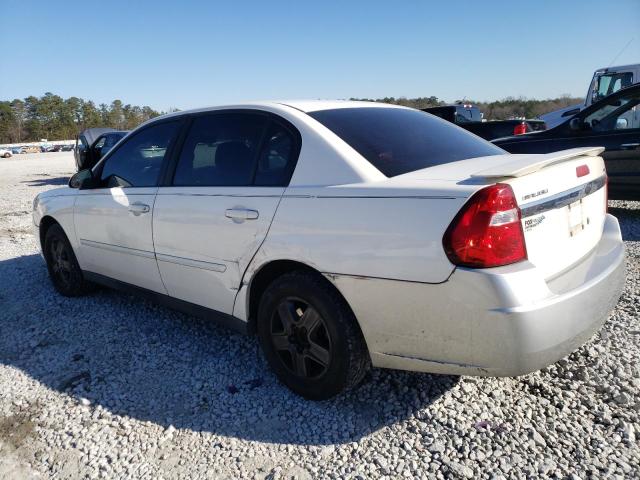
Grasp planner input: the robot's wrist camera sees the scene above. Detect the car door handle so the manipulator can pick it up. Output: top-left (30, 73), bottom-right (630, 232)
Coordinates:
top-left (620, 143), bottom-right (640, 150)
top-left (225, 208), bottom-right (259, 221)
top-left (128, 202), bottom-right (150, 216)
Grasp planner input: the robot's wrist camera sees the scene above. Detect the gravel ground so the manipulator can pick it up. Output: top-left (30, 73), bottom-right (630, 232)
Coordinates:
top-left (0, 152), bottom-right (638, 479)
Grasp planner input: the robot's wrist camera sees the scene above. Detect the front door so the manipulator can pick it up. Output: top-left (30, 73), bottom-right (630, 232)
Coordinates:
top-left (74, 120), bottom-right (182, 293)
top-left (579, 89), bottom-right (640, 199)
top-left (153, 111), bottom-right (300, 314)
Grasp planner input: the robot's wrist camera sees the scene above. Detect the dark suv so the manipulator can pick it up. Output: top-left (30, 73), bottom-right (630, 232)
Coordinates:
top-left (75, 128), bottom-right (129, 171)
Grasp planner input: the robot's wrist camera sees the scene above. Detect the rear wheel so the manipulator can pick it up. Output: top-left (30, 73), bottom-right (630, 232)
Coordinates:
top-left (43, 224), bottom-right (93, 296)
top-left (257, 271), bottom-right (370, 399)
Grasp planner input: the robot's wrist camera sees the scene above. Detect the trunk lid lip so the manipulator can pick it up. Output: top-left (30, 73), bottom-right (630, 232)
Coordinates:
top-left (470, 147), bottom-right (605, 179)
top-left (383, 147), bottom-right (603, 184)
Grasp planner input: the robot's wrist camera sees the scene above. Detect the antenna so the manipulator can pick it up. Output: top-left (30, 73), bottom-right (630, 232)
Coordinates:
top-left (608, 37), bottom-right (634, 67)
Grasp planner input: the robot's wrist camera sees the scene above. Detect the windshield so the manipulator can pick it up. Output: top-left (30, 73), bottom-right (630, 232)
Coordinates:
top-left (591, 72), bottom-right (633, 103)
top-left (308, 107), bottom-right (504, 177)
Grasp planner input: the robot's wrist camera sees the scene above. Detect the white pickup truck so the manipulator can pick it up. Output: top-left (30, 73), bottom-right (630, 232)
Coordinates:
top-left (542, 63), bottom-right (640, 128)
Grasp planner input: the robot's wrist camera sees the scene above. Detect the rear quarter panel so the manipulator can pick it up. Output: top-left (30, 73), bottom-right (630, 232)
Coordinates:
top-left (245, 188), bottom-right (469, 284)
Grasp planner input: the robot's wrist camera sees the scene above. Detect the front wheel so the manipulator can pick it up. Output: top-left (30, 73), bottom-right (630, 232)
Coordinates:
top-left (43, 224), bottom-right (93, 296)
top-left (257, 271), bottom-right (370, 399)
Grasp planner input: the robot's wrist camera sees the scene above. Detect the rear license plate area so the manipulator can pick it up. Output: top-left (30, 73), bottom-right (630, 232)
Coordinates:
top-left (567, 200), bottom-right (585, 236)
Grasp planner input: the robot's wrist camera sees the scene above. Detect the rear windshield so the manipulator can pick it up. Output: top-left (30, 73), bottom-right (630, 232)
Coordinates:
top-left (309, 107), bottom-right (504, 177)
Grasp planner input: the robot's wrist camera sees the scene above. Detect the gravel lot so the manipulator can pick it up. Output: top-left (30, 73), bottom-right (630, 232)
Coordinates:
top-left (0, 152), bottom-right (638, 479)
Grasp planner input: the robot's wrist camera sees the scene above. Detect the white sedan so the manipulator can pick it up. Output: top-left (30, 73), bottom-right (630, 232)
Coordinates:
top-left (33, 101), bottom-right (625, 399)
top-left (0, 148), bottom-right (12, 158)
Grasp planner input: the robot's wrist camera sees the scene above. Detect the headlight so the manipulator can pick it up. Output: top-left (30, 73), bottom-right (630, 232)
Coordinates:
top-left (32, 195), bottom-right (40, 211)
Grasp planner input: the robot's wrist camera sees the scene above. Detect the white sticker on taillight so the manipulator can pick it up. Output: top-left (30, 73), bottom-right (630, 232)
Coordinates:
top-left (489, 208), bottom-right (519, 226)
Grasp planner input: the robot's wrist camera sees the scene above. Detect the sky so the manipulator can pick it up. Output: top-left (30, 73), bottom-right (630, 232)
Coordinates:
top-left (1, 0), bottom-right (639, 111)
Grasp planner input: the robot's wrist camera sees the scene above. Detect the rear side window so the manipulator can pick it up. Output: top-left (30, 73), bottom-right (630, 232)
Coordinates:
top-left (309, 107), bottom-right (504, 177)
top-left (100, 121), bottom-right (180, 187)
top-left (94, 136), bottom-right (106, 149)
top-left (254, 122), bottom-right (297, 186)
top-left (173, 113), bottom-right (267, 186)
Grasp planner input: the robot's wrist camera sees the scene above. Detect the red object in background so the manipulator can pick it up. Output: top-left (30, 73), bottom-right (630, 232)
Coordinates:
top-left (513, 122), bottom-right (528, 135)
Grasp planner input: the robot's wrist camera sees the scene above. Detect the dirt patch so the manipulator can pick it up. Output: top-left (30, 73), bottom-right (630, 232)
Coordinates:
top-left (0, 411), bottom-right (36, 451)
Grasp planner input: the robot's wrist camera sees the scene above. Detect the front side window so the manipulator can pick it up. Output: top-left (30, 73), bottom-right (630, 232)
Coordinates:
top-left (173, 113), bottom-right (267, 186)
top-left (104, 134), bottom-right (118, 148)
top-left (309, 107), bottom-right (504, 177)
top-left (99, 121), bottom-right (179, 187)
top-left (584, 91), bottom-right (640, 132)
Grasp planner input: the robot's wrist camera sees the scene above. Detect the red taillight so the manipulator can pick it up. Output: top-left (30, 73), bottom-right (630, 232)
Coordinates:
top-left (513, 122), bottom-right (528, 135)
top-left (443, 184), bottom-right (527, 268)
top-left (576, 164), bottom-right (590, 177)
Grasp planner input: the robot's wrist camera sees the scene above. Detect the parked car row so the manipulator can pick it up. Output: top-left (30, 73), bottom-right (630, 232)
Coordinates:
top-left (423, 104), bottom-right (547, 140)
top-left (1, 144), bottom-right (75, 155)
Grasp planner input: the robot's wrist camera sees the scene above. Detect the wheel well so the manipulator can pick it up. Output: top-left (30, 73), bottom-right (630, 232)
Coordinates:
top-left (38, 216), bottom-right (59, 251)
top-left (247, 260), bottom-right (325, 333)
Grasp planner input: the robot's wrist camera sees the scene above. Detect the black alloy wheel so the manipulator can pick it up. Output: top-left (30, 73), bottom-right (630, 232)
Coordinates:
top-left (270, 297), bottom-right (332, 379)
top-left (44, 224), bottom-right (93, 296)
top-left (257, 270), bottom-right (370, 399)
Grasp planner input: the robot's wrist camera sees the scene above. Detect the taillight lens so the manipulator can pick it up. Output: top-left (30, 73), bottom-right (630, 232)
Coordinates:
top-left (443, 184), bottom-right (527, 268)
top-left (576, 164), bottom-right (590, 177)
top-left (513, 122), bottom-right (528, 135)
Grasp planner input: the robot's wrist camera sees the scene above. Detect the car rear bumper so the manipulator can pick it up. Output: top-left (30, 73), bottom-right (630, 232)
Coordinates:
top-left (328, 213), bottom-right (625, 376)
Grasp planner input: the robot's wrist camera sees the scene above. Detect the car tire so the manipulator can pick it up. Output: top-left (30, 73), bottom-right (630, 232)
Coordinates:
top-left (257, 270), bottom-right (370, 400)
top-left (43, 224), bottom-right (93, 297)
top-left (3, 153), bottom-right (10, 158)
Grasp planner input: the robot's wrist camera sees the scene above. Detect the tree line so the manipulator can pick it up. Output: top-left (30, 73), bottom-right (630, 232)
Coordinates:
top-left (0, 93), bottom-right (163, 144)
top-left (350, 95), bottom-right (584, 120)
top-left (0, 92), bottom-right (585, 144)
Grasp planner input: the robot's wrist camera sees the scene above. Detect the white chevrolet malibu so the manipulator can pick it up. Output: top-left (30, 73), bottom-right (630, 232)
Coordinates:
top-left (33, 101), bottom-right (625, 399)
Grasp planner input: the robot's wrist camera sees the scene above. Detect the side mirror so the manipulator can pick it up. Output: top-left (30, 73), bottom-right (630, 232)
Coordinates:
top-left (569, 117), bottom-right (583, 131)
top-left (616, 118), bottom-right (628, 129)
top-left (69, 169), bottom-right (98, 189)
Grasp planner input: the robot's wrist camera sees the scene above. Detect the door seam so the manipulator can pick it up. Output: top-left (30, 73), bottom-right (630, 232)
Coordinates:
top-left (231, 192), bottom-right (286, 316)
top-left (150, 188), bottom-right (170, 295)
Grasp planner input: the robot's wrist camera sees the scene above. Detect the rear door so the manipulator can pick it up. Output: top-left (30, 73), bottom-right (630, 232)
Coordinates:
top-left (74, 120), bottom-right (181, 293)
top-left (153, 111), bottom-right (300, 314)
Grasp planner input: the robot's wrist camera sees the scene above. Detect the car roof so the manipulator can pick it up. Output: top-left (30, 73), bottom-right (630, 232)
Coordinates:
top-left (595, 63), bottom-right (639, 72)
top-left (277, 100), bottom-right (407, 112)
top-left (79, 127), bottom-right (116, 145)
top-left (156, 100), bottom-right (408, 121)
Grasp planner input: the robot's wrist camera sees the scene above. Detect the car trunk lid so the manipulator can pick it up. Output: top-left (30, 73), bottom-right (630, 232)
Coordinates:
top-left (498, 149), bottom-right (607, 279)
top-left (393, 147), bottom-right (608, 279)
